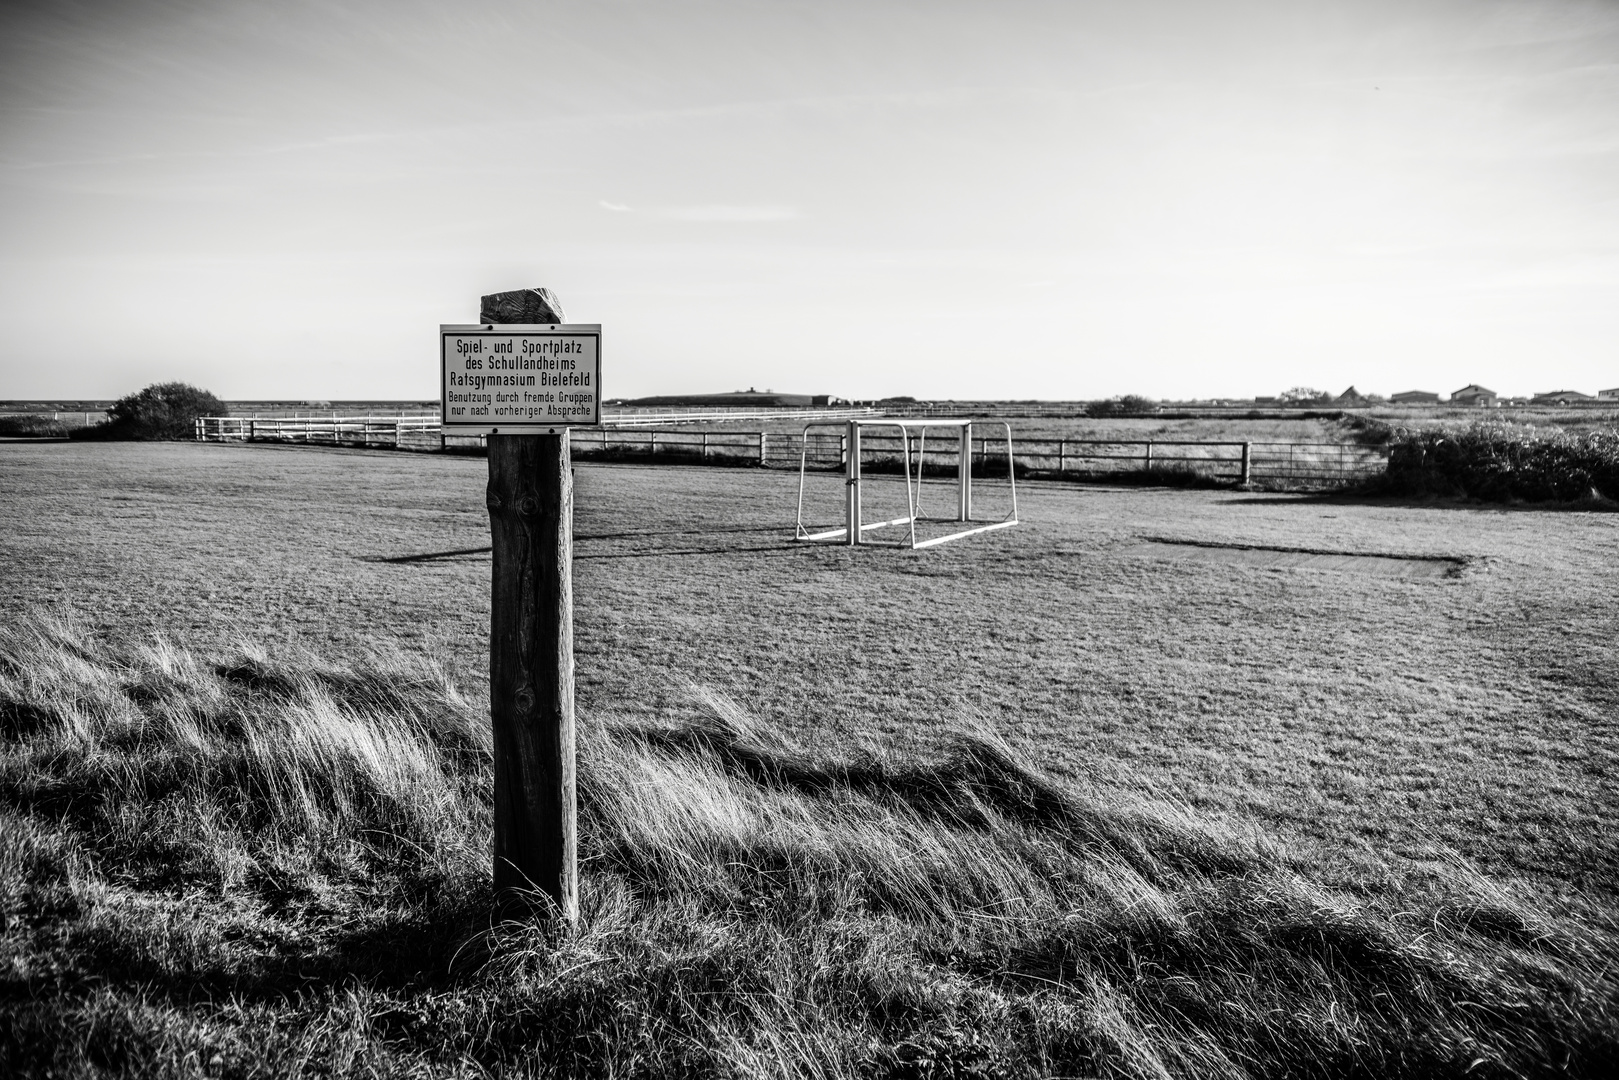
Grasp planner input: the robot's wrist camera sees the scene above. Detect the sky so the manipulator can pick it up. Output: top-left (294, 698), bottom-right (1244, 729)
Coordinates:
top-left (1, 0), bottom-right (1616, 401)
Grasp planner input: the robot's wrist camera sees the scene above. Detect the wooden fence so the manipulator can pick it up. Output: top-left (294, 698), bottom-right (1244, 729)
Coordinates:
top-left (194, 417), bottom-right (1388, 488)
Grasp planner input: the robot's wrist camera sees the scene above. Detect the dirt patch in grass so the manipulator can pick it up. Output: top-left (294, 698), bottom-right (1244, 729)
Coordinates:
top-left (1139, 537), bottom-right (1470, 579)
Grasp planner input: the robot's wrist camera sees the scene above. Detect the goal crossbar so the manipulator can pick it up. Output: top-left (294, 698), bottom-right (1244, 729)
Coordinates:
top-left (794, 418), bottom-right (1018, 549)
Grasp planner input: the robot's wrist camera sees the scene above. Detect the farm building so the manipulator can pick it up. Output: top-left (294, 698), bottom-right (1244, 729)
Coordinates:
top-left (1450, 384), bottom-right (1497, 407)
top-left (1530, 390), bottom-right (1594, 406)
top-left (1334, 386), bottom-right (1371, 405)
top-left (1599, 387), bottom-right (1619, 400)
top-left (1391, 390), bottom-right (1440, 404)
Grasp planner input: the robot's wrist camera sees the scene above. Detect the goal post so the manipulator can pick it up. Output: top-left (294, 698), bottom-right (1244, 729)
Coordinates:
top-left (795, 418), bottom-right (1018, 549)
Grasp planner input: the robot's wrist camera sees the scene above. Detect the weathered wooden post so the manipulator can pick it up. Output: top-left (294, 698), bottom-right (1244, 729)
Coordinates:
top-left (482, 287), bottom-right (576, 922)
top-left (1241, 441), bottom-right (1252, 486)
top-left (439, 287), bottom-right (601, 924)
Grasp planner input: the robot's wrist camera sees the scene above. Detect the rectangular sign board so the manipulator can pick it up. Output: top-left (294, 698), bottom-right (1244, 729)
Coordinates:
top-left (440, 323), bottom-right (601, 433)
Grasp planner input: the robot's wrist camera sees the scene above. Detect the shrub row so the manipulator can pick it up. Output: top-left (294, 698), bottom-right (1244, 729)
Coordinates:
top-left (1373, 422), bottom-right (1619, 502)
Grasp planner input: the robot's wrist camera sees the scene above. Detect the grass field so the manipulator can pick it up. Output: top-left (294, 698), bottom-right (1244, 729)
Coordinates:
top-left (3, 441), bottom-right (1616, 1076)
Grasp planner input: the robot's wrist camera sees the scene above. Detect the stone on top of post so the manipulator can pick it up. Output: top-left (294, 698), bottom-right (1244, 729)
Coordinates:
top-left (481, 287), bottom-right (566, 325)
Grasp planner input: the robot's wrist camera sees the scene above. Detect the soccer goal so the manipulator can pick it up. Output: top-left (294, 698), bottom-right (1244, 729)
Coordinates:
top-left (794, 418), bottom-right (1018, 549)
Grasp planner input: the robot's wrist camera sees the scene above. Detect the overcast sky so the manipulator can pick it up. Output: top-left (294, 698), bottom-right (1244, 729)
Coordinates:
top-left (2, 0), bottom-right (1616, 401)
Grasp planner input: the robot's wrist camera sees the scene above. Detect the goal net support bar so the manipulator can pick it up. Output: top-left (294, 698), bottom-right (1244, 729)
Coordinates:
top-left (794, 418), bottom-right (1019, 549)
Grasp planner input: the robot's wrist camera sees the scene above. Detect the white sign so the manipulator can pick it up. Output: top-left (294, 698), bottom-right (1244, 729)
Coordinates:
top-left (440, 323), bottom-right (601, 432)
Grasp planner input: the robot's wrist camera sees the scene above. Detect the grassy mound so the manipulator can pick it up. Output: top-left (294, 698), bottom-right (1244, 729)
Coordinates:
top-left (1371, 423), bottom-right (1619, 503)
top-left (2, 617), bottom-right (1615, 1077)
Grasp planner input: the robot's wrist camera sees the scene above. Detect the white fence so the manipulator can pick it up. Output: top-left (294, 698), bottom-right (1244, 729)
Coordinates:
top-left (196, 415), bottom-right (442, 449)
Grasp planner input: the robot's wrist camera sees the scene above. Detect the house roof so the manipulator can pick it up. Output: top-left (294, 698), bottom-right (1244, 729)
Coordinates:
top-left (1452, 384), bottom-right (1495, 396)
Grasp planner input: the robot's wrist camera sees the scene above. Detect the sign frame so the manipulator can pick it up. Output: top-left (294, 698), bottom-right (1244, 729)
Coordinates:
top-left (440, 323), bottom-right (602, 434)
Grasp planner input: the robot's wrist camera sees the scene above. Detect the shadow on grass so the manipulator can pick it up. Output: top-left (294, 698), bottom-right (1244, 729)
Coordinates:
top-left (1223, 489), bottom-right (1619, 513)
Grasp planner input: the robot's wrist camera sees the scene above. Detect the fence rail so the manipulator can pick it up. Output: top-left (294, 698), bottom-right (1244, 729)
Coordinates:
top-left (196, 415), bottom-right (442, 450)
top-left (194, 416), bottom-right (1388, 487)
top-left (598, 407), bottom-right (876, 426)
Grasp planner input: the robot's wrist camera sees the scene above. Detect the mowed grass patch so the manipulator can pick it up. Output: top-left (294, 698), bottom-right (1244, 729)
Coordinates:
top-left (1, 442), bottom-right (1614, 900)
top-left (2, 617), bottom-right (1616, 1078)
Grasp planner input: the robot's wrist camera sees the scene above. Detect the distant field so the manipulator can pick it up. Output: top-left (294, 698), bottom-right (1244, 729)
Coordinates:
top-left (2, 440), bottom-right (1614, 898)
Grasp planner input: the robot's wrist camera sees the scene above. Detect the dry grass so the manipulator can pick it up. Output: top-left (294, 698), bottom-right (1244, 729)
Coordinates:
top-left (4, 616), bottom-right (1616, 1078)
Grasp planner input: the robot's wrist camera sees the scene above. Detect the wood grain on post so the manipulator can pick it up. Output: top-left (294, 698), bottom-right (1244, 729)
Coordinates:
top-left (482, 286), bottom-right (577, 922)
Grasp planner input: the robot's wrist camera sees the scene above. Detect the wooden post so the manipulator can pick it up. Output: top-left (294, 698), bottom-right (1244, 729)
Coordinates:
top-left (482, 287), bottom-right (577, 923)
top-left (1240, 442), bottom-right (1252, 485)
top-left (701, 431), bottom-right (709, 460)
top-left (1145, 441), bottom-right (1154, 470)
top-left (758, 431), bottom-right (768, 466)
top-left (1058, 439), bottom-right (1066, 473)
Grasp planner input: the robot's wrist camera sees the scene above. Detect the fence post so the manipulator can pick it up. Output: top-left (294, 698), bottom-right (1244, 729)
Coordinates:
top-left (1058, 439), bottom-right (1066, 473)
top-left (701, 431), bottom-right (709, 460)
top-left (1241, 442), bottom-right (1252, 485)
top-left (650, 431), bottom-right (657, 456)
top-left (482, 288), bottom-right (577, 924)
top-left (1146, 441), bottom-right (1154, 470)
top-left (758, 431), bottom-right (768, 466)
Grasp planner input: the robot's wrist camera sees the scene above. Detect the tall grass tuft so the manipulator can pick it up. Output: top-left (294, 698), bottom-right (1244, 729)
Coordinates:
top-left (1371, 421), bottom-right (1619, 503)
top-left (3, 616), bottom-right (1616, 1077)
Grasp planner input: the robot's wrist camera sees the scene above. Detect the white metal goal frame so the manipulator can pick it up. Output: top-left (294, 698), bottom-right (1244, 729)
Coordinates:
top-left (794, 418), bottom-right (1019, 549)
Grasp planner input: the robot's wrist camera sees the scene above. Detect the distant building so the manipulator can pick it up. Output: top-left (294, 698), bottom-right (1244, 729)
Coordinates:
top-left (1530, 390), bottom-right (1594, 406)
top-left (1451, 384), bottom-right (1497, 407)
top-left (1391, 390), bottom-right (1440, 404)
top-left (810, 395), bottom-right (845, 406)
top-left (1599, 387), bottom-right (1619, 401)
top-left (623, 390), bottom-right (814, 408)
top-left (1334, 385), bottom-right (1371, 406)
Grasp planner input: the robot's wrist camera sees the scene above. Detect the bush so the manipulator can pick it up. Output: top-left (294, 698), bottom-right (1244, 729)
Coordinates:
top-left (1085, 395), bottom-right (1156, 418)
top-left (1373, 422), bottom-right (1619, 502)
top-left (72, 382), bottom-right (226, 441)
